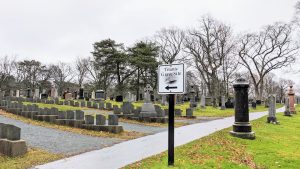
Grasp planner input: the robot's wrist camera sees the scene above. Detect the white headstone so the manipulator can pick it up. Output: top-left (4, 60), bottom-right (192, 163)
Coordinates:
top-left (51, 88), bottom-right (58, 98)
top-left (221, 96), bottom-right (226, 110)
top-left (91, 91), bottom-right (95, 100)
top-left (34, 89), bottom-right (40, 99)
top-left (16, 90), bottom-right (20, 97)
top-left (9, 90), bottom-right (14, 97)
top-left (201, 95), bottom-right (206, 109)
top-left (144, 84), bottom-right (153, 103)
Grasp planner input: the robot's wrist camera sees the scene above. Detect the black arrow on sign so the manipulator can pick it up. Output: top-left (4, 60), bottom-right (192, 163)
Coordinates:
top-left (165, 86), bottom-right (178, 90)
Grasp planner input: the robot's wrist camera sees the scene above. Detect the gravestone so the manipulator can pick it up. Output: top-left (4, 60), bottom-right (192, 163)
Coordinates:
top-left (79, 88), bottom-right (84, 99)
top-left (50, 86), bottom-right (58, 98)
top-left (34, 89), bottom-right (39, 99)
top-left (91, 91), bottom-right (95, 100)
top-left (205, 96), bottom-right (212, 106)
top-left (287, 86), bottom-right (296, 114)
top-left (230, 78), bottom-right (255, 139)
top-left (0, 123), bottom-right (27, 157)
top-left (225, 98), bottom-right (234, 108)
top-left (96, 114), bottom-right (106, 125)
top-left (65, 93), bottom-right (72, 100)
top-left (189, 86), bottom-right (197, 108)
top-left (140, 84), bottom-right (157, 118)
top-left (93, 102), bottom-right (98, 109)
top-left (200, 95), bottom-right (205, 109)
top-left (130, 94), bottom-right (136, 102)
top-left (81, 101), bottom-right (86, 107)
top-left (87, 101), bottom-right (92, 108)
top-left (122, 102), bottom-right (134, 114)
top-left (66, 111), bottom-right (75, 119)
top-left (85, 115), bottom-right (94, 125)
top-left (251, 98), bottom-right (257, 109)
top-left (161, 95), bottom-right (167, 106)
top-left (115, 95), bottom-right (123, 102)
top-left (9, 90), bottom-right (14, 97)
top-left (0, 123), bottom-right (7, 138)
top-left (186, 108), bottom-right (194, 117)
top-left (106, 102), bottom-right (112, 110)
top-left (108, 115), bottom-right (118, 125)
top-left (16, 90), bottom-right (20, 97)
top-left (26, 88), bottom-right (32, 98)
top-left (40, 93), bottom-right (48, 99)
top-left (6, 124), bottom-right (21, 141)
top-left (75, 110), bottom-right (84, 120)
top-left (113, 105), bottom-right (122, 114)
top-left (95, 90), bottom-right (105, 100)
top-left (175, 109), bottom-right (182, 116)
top-left (221, 96), bottom-right (226, 110)
top-left (267, 95), bottom-right (279, 124)
top-left (99, 102), bottom-right (105, 109)
top-left (284, 97), bottom-right (291, 116)
top-left (125, 92), bottom-right (131, 102)
top-left (154, 105), bottom-right (165, 117)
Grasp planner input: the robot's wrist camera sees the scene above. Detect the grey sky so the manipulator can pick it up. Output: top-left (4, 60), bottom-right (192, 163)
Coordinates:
top-left (1, 0), bottom-right (299, 91)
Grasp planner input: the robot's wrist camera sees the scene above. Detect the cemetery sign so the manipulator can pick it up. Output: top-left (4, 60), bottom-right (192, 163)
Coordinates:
top-left (157, 63), bottom-right (186, 166)
top-left (158, 63), bottom-right (186, 94)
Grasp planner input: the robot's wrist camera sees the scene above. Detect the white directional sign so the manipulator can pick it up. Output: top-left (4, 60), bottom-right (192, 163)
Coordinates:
top-left (158, 64), bottom-right (186, 94)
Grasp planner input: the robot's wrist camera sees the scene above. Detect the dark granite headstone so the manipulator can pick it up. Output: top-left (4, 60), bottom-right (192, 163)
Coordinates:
top-left (108, 114), bottom-right (118, 125)
top-left (75, 110), bottom-right (84, 120)
top-left (85, 115), bottom-right (94, 125)
top-left (6, 124), bottom-right (21, 141)
top-left (96, 114), bottom-right (106, 125)
top-left (0, 123), bottom-right (7, 139)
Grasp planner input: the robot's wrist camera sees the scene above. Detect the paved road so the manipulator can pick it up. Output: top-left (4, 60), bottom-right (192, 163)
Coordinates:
top-left (35, 107), bottom-right (285, 169)
top-left (0, 114), bottom-right (122, 155)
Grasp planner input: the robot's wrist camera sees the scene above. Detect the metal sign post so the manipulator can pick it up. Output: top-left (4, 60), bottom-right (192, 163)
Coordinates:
top-left (157, 63), bottom-right (186, 166)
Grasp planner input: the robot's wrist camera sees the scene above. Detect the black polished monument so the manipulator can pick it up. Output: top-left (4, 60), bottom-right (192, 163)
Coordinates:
top-left (230, 78), bottom-right (255, 139)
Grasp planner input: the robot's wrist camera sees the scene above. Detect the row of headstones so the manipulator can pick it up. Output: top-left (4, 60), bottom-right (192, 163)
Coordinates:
top-left (4, 96), bottom-right (114, 110)
top-left (113, 102), bottom-right (195, 118)
top-left (0, 100), bottom-right (121, 133)
top-left (0, 123), bottom-right (27, 157)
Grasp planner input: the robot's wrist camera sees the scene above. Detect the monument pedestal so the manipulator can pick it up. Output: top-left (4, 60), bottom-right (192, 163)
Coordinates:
top-left (230, 78), bottom-right (255, 140)
top-left (139, 103), bottom-right (157, 118)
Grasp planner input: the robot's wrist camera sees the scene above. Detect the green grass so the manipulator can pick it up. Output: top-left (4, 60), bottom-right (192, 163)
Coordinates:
top-left (23, 102), bottom-right (89, 111)
top-left (125, 106), bottom-right (300, 169)
top-left (0, 148), bottom-right (63, 169)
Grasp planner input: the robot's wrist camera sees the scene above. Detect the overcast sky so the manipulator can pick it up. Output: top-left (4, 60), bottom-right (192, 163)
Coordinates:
top-left (0, 0), bottom-right (299, 84)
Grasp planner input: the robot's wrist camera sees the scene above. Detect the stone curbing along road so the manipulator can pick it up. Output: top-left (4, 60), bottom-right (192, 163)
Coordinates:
top-left (35, 107), bottom-right (285, 169)
top-left (0, 113), bottom-right (123, 155)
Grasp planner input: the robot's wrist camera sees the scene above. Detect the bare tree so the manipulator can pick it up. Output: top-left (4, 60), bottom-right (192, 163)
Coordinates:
top-left (278, 78), bottom-right (295, 103)
top-left (237, 23), bottom-right (298, 102)
top-left (0, 56), bottom-right (17, 90)
top-left (75, 57), bottom-right (89, 87)
top-left (155, 27), bottom-right (185, 64)
top-left (49, 62), bottom-right (74, 95)
top-left (184, 16), bottom-right (234, 106)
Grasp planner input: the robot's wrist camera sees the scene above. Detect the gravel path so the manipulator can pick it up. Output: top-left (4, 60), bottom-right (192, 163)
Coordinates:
top-left (0, 114), bottom-right (123, 155)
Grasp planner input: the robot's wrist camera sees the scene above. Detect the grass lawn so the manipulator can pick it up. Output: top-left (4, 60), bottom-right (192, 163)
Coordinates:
top-left (125, 108), bottom-right (300, 168)
top-left (0, 148), bottom-right (63, 169)
top-left (23, 102), bottom-right (89, 111)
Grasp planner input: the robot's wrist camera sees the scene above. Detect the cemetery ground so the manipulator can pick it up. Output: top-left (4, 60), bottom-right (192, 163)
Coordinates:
top-left (125, 107), bottom-right (300, 169)
top-left (0, 98), bottom-right (286, 169)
